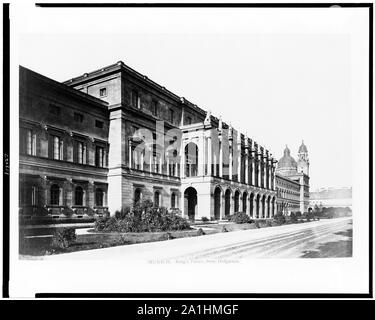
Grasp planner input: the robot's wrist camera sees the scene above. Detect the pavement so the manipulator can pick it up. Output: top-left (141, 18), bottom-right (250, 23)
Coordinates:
top-left (42, 217), bottom-right (352, 261)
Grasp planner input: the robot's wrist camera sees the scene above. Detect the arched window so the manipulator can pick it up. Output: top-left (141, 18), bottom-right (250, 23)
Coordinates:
top-left (50, 184), bottom-right (60, 205)
top-left (154, 191), bottom-right (160, 207)
top-left (75, 186), bottom-right (84, 206)
top-left (95, 188), bottom-right (104, 207)
top-left (185, 142), bottom-right (198, 177)
top-left (171, 192), bottom-right (177, 208)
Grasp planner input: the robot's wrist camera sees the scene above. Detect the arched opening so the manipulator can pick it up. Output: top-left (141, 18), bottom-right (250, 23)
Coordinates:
top-left (272, 197), bottom-right (276, 217)
top-left (75, 186), bottom-right (84, 206)
top-left (234, 190), bottom-right (240, 213)
top-left (154, 190), bottom-right (161, 207)
top-left (250, 193), bottom-right (254, 217)
top-left (256, 194), bottom-right (260, 218)
top-left (214, 187), bottom-right (221, 220)
top-left (50, 184), bottom-right (60, 205)
top-left (95, 188), bottom-right (104, 207)
top-left (184, 187), bottom-right (197, 221)
top-left (185, 142), bottom-right (198, 177)
top-left (134, 188), bottom-right (142, 205)
top-left (267, 196), bottom-right (271, 218)
top-left (225, 189), bottom-right (231, 217)
top-left (261, 195), bottom-right (266, 218)
top-left (242, 192), bottom-right (248, 213)
top-left (171, 192), bottom-right (177, 208)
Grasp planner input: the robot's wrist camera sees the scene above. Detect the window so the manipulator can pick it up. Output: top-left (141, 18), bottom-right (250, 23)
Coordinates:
top-left (99, 87), bottom-right (107, 97)
top-left (75, 186), bottom-right (84, 206)
top-left (152, 100), bottom-right (158, 116)
top-left (95, 146), bottom-right (105, 167)
top-left (134, 188), bottom-right (142, 204)
top-left (52, 135), bottom-right (63, 160)
top-left (74, 112), bottom-right (84, 123)
top-left (95, 188), bottom-right (104, 207)
top-left (20, 128), bottom-right (36, 156)
top-left (171, 192), bottom-right (177, 208)
top-left (95, 120), bottom-right (104, 128)
top-left (49, 104), bottom-right (60, 115)
top-left (154, 191), bottom-right (160, 207)
top-left (20, 184), bottom-right (37, 206)
top-left (75, 141), bottom-right (85, 164)
top-left (50, 184), bottom-right (60, 205)
top-left (186, 117), bottom-right (192, 125)
top-left (169, 109), bottom-right (174, 123)
top-left (132, 90), bottom-right (140, 109)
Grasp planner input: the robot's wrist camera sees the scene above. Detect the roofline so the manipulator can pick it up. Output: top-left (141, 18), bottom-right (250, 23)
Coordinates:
top-left (20, 65), bottom-right (109, 108)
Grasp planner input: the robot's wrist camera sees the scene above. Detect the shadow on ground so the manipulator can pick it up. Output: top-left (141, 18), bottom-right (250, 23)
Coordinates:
top-left (300, 227), bottom-right (352, 258)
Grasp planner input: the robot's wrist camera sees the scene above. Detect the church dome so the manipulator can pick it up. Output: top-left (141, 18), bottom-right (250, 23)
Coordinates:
top-left (277, 146), bottom-right (297, 175)
top-left (298, 141), bottom-right (308, 153)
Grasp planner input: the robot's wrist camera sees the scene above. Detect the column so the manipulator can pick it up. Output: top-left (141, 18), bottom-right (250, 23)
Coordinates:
top-left (219, 137), bottom-right (223, 178)
top-left (229, 143), bottom-right (233, 180)
top-left (166, 157), bottom-right (170, 176)
top-left (258, 155), bottom-right (262, 188)
top-left (259, 196), bottom-right (263, 218)
top-left (207, 137), bottom-right (212, 176)
top-left (245, 150), bottom-right (249, 185)
top-left (128, 140), bottom-right (132, 169)
top-left (237, 141), bottom-right (241, 183)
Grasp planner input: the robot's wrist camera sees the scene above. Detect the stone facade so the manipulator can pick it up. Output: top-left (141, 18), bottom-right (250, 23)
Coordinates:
top-left (19, 61), bottom-right (309, 223)
top-left (19, 66), bottom-right (110, 222)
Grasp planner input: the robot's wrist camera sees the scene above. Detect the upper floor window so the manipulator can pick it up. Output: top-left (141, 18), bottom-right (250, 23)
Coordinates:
top-left (74, 112), bottom-right (84, 123)
top-left (49, 104), bottom-right (61, 116)
top-left (95, 146), bottom-right (105, 167)
top-left (169, 109), bottom-right (174, 123)
top-left (52, 135), bottom-right (63, 160)
top-left (99, 87), bottom-right (107, 97)
top-left (132, 90), bottom-right (140, 109)
top-left (152, 100), bottom-right (158, 116)
top-left (95, 120), bottom-right (104, 129)
top-left (75, 140), bottom-right (86, 164)
top-left (20, 128), bottom-right (36, 156)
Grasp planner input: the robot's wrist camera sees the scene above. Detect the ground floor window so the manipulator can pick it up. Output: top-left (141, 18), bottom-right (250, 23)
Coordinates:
top-left (171, 192), bottom-right (177, 208)
top-left (95, 188), bottom-right (104, 206)
top-left (75, 186), bottom-right (84, 206)
top-left (50, 184), bottom-right (60, 205)
top-left (154, 190), bottom-right (160, 207)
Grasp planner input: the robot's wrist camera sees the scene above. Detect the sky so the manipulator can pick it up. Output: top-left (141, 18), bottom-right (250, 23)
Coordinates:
top-left (15, 5), bottom-right (363, 190)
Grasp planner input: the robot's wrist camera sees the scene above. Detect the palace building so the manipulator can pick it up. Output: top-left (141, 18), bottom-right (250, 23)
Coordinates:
top-left (275, 144), bottom-right (310, 215)
top-left (19, 61), bottom-right (309, 223)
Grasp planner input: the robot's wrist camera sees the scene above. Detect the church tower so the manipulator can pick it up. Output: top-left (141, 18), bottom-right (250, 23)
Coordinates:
top-left (297, 140), bottom-right (309, 176)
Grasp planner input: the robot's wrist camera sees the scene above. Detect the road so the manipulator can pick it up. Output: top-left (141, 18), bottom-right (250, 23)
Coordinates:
top-left (43, 217), bottom-right (352, 261)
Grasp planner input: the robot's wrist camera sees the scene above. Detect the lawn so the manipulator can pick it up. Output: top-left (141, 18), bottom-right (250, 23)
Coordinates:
top-left (19, 218), bottom-right (316, 257)
top-left (19, 227), bottom-right (217, 257)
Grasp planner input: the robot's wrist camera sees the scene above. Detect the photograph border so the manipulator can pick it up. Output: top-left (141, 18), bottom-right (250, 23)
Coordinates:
top-left (2, 2), bottom-right (373, 299)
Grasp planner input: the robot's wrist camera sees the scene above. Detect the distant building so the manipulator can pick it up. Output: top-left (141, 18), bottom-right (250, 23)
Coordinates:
top-left (275, 143), bottom-right (310, 215)
top-left (310, 187), bottom-right (352, 208)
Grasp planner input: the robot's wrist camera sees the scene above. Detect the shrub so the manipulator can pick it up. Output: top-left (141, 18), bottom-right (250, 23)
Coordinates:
top-left (201, 216), bottom-right (209, 222)
top-left (266, 220), bottom-right (273, 227)
top-left (51, 227), bottom-right (76, 249)
top-left (197, 228), bottom-right (205, 236)
top-left (228, 212), bottom-right (251, 224)
top-left (254, 221), bottom-right (260, 228)
top-left (290, 212), bottom-right (298, 223)
top-left (94, 200), bottom-right (190, 233)
top-left (221, 226), bottom-right (229, 232)
top-left (273, 213), bottom-right (286, 225)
